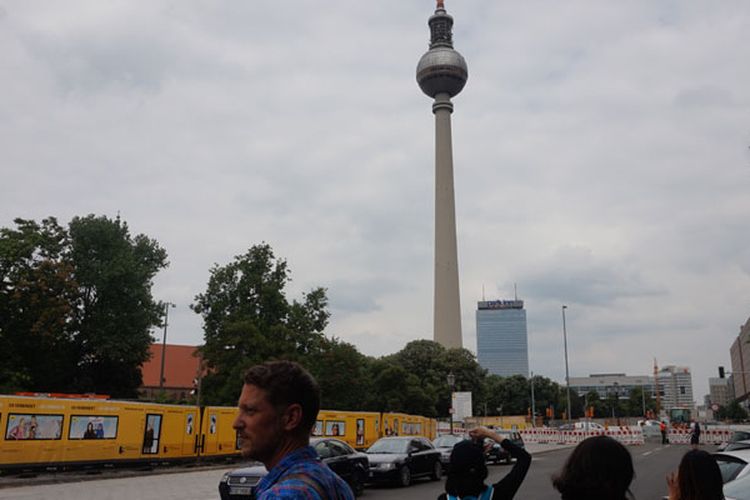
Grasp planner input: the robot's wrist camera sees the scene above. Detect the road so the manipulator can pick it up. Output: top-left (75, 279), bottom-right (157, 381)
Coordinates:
top-left (0, 442), bottom-right (711, 500)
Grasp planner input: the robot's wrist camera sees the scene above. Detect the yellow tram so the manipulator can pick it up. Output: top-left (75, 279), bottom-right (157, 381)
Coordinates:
top-left (0, 395), bottom-right (438, 469)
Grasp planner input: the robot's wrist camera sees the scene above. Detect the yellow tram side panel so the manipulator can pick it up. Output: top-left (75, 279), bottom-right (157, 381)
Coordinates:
top-left (200, 406), bottom-right (240, 458)
top-left (315, 410), bottom-right (380, 449)
top-left (0, 395), bottom-right (70, 466)
top-left (381, 412), bottom-right (433, 439)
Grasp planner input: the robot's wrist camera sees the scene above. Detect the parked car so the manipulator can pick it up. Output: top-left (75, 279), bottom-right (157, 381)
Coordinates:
top-left (484, 429), bottom-right (525, 464)
top-left (432, 434), bottom-right (466, 471)
top-left (365, 436), bottom-right (442, 487)
top-left (714, 449), bottom-right (750, 485)
top-left (725, 471), bottom-right (750, 500)
top-left (637, 419), bottom-right (663, 438)
top-left (218, 437), bottom-right (369, 499)
top-left (721, 431), bottom-right (750, 452)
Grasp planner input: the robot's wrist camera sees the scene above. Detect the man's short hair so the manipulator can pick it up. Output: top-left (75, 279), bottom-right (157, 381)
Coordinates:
top-left (243, 360), bottom-right (320, 435)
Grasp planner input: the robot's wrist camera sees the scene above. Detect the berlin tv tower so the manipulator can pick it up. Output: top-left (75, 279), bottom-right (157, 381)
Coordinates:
top-left (416, 1), bottom-right (468, 349)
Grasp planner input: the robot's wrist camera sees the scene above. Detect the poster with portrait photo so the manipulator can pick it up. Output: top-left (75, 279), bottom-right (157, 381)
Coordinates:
top-left (313, 421), bottom-right (323, 436)
top-left (325, 421), bottom-right (345, 437)
top-left (356, 419), bottom-right (364, 446)
top-left (69, 415), bottom-right (118, 439)
top-left (5, 414), bottom-right (63, 440)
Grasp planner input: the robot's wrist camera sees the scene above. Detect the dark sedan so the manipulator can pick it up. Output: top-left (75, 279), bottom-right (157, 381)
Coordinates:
top-left (365, 436), bottom-right (442, 487)
top-left (218, 437), bottom-right (369, 499)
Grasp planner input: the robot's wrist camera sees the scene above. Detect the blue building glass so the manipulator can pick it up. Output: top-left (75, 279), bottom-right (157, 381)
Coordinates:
top-left (476, 300), bottom-right (529, 377)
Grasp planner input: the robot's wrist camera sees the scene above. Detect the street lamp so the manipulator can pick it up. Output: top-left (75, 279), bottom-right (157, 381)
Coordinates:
top-left (562, 305), bottom-right (572, 422)
top-left (530, 371), bottom-right (536, 425)
top-left (159, 302), bottom-right (176, 390)
top-left (447, 372), bottom-right (455, 435)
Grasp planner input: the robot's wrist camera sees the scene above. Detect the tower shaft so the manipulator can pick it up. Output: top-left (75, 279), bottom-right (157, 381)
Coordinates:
top-left (433, 93), bottom-right (462, 348)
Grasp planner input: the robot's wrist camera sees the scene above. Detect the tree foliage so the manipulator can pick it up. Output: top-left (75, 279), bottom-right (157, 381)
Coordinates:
top-left (192, 244), bottom-right (330, 405)
top-left (0, 215), bottom-right (167, 397)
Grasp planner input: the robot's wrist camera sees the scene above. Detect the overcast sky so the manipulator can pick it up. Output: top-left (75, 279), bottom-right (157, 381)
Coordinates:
top-left (2, 1), bottom-right (749, 401)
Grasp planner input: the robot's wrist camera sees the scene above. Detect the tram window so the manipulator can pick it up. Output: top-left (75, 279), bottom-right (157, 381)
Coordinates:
top-left (142, 414), bottom-right (162, 454)
top-left (313, 420), bottom-right (323, 436)
top-left (325, 421), bottom-right (345, 436)
top-left (186, 414), bottom-right (194, 435)
top-left (235, 430), bottom-right (241, 450)
top-left (69, 415), bottom-right (118, 440)
top-left (5, 413), bottom-right (63, 440)
top-left (209, 414), bottom-right (217, 434)
top-left (416, 423), bottom-right (422, 434)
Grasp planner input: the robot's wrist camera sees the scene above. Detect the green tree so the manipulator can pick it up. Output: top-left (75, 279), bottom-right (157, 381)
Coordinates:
top-left (716, 400), bottom-right (749, 422)
top-left (0, 218), bottom-right (78, 392)
top-left (0, 215), bottom-right (167, 397)
top-left (307, 337), bottom-right (373, 410)
top-left (192, 244), bottom-right (330, 405)
top-left (68, 215), bottom-right (168, 397)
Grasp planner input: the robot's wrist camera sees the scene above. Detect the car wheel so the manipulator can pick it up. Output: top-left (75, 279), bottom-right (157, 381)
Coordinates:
top-left (398, 465), bottom-right (411, 487)
top-left (431, 459), bottom-right (442, 481)
top-left (350, 470), bottom-right (365, 497)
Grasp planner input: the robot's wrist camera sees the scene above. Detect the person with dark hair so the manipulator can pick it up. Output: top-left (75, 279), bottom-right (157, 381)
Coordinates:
top-left (666, 449), bottom-right (724, 500)
top-left (83, 422), bottom-right (97, 439)
top-left (552, 435), bottom-right (634, 500)
top-left (438, 427), bottom-right (531, 500)
top-left (233, 360), bottom-right (354, 499)
top-left (689, 421), bottom-right (701, 449)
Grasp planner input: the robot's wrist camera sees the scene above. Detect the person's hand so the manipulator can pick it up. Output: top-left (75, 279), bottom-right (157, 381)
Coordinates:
top-left (666, 471), bottom-right (679, 500)
top-left (468, 427), bottom-right (490, 441)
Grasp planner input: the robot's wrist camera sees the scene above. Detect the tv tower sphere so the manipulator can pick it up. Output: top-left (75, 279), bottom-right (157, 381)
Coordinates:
top-left (416, 2), bottom-right (468, 98)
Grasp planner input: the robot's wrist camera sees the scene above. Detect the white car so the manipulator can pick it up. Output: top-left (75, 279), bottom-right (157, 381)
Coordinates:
top-left (714, 449), bottom-right (750, 484)
top-left (725, 471), bottom-right (750, 500)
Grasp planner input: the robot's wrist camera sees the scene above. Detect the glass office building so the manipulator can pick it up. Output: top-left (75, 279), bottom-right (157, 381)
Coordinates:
top-left (476, 299), bottom-right (529, 377)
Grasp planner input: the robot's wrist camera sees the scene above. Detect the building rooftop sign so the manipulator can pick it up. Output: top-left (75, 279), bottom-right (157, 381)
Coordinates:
top-left (478, 300), bottom-right (524, 310)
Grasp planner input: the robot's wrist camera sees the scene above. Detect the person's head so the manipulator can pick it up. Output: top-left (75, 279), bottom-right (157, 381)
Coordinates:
top-left (675, 449), bottom-right (723, 500)
top-left (552, 435), bottom-right (634, 500)
top-left (233, 360), bottom-right (320, 466)
top-left (87, 422), bottom-right (94, 432)
top-left (445, 439), bottom-right (488, 497)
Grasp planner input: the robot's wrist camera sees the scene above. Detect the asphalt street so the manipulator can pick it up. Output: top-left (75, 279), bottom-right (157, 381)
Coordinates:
top-left (0, 442), bottom-right (714, 500)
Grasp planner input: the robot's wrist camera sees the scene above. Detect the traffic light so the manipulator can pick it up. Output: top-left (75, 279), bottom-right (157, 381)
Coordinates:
top-left (719, 366), bottom-right (725, 379)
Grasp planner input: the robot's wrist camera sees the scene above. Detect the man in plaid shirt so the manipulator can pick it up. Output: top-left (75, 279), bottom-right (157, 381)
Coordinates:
top-left (233, 361), bottom-right (354, 499)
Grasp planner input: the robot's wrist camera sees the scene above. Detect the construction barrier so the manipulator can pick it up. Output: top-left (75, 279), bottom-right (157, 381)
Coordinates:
top-left (520, 426), bottom-right (734, 447)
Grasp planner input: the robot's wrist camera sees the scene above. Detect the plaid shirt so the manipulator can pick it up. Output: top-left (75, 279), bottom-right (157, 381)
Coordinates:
top-left (256, 445), bottom-right (355, 500)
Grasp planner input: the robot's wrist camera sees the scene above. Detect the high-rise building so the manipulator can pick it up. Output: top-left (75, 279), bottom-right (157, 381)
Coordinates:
top-left (657, 365), bottom-right (694, 409)
top-left (730, 317), bottom-right (750, 401)
top-left (709, 377), bottom-right (733, 407)
top-left (476, 299), bottom-right (529, 377)
top-left (417, 1), bottom-right (468, 349)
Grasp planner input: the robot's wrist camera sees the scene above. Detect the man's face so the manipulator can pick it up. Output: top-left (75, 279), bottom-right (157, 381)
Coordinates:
top-left (233, 384), bottom-right (284, 462)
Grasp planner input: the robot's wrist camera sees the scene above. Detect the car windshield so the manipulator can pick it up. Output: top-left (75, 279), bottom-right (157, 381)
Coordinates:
top-left (367, 439), bottom-right (409, 454)
top-left (730, 432), bottom-right (750, 443)
top-left (433, 435), bottom-right (462, 448)
top-left (723, 471), bottom-right (750, 499)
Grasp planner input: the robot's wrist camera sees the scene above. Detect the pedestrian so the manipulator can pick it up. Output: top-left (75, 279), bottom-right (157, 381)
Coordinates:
top-left (690, 421), bottom-right (701, 449)
top-left (666, 449), bottom-right (723, 500)
top-left (233, 360), bottom-right (354, 499)
top-left (437, 426), bottom-right (531, 500)
top-left (552, 435), bottom-right (634, 500)
top-left (660, 420), bottom-right (668, 445)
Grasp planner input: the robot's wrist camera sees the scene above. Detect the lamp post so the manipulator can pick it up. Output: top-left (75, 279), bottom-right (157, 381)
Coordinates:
top-left (159, 302), bottom-right (176, 390)
top-left (447, 372), bottom-right (455, 435)
top-left (562, 305), bottom-right (572, 422)
top-left (530, 371), bottom-right (536, 425)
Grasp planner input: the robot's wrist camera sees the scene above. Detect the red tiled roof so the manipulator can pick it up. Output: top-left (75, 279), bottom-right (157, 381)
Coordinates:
top-left (141, 344), bottom-right (202, 389)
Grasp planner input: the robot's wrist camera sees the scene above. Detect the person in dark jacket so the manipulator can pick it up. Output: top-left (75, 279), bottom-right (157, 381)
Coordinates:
top-left (690, 421), bottom-right (701, 449)
top-left (552, 435), bottom-right (634, 500)
top-left (438, 426), bottom-right (531, 500)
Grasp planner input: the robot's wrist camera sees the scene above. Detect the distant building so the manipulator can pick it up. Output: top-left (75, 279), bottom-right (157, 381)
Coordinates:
top-left (709, 376), bottom-right (733, 407)
top-left (730, 317), bottom-right (750, 402)
top-left (476, 299), bottom-right (529, 377)
top-left (568, 373), bottom-right (655, 400)
top-left (657, 365), bottom-right (694, 409)
top-left (140, 344), bottom-right (202, 401)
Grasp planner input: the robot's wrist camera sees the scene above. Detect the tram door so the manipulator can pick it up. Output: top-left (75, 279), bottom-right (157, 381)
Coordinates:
top-left (182, 412), bottom-right (197, 455)
top-left (202, 412), bottom-right (219, 455)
